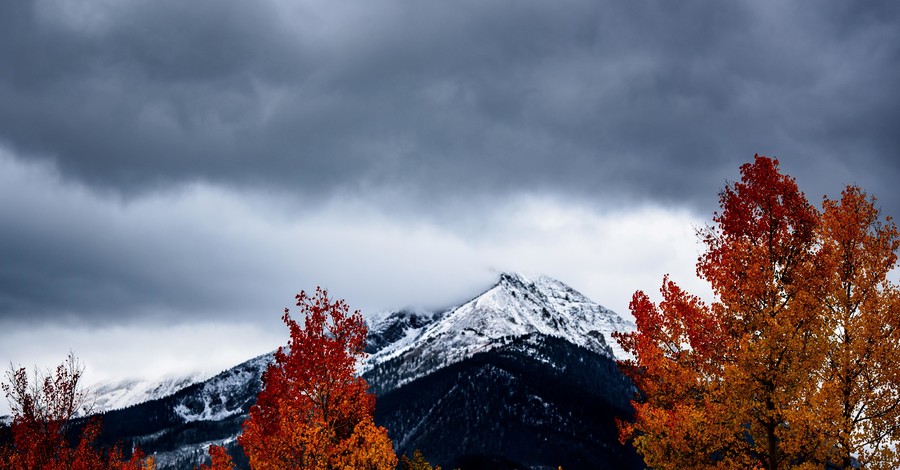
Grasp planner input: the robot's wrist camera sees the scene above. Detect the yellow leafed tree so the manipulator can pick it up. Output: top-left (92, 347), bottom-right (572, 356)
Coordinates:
top-left (815, 186), bottom-right (900, 469)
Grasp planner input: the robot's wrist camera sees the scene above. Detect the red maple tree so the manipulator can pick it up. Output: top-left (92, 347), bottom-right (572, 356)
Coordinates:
top-left (238, 287), bottom-right (396, 469)
top-left (196, 445), bottom-right (234, 470)
top-left (0, 352), bottom-right (155, 470)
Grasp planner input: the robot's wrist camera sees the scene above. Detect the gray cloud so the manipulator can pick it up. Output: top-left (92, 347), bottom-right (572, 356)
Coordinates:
top-left (1, 0), bottom-right (897, 214)
top-left (0, 150), bottom-right (710, 328)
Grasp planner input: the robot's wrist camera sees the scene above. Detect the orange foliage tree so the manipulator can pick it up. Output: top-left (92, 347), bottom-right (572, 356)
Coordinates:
top-left (400, 449), bottom-right (442, 470)
top-left (0, 352), bottom-right (155, 470)
top-left (815, 186), bottom-right (900, 469)
top-left (196, 445), bottom-right (235, 470)
top-left (238, 287), bottom-right (397, 469)
top-left (615, 155), bottom-right (900, 469)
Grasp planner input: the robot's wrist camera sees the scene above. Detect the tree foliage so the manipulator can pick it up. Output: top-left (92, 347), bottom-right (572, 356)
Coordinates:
top-left (816, 186), bottom-right (900, 469)
top-left (238, 287), bottom-right (397, 469)
top-left (196, 445), bottom-right (235, 470)
top-left (400, 449), bottom-right (441, 470)
top-left (615, 155), bottom-right (900, 469)
top-left (0, 352), bottom-right (155, 470)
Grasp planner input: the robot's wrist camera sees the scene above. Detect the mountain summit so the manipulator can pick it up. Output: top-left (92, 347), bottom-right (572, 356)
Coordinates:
top-left (362, 272), bottom-right (634, 394)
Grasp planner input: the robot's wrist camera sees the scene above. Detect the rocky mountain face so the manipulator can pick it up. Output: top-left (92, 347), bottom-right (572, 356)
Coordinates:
top-left (41, 273), bottom-right (641, 469)
top-left (372, 333), bottom-right (640, 469)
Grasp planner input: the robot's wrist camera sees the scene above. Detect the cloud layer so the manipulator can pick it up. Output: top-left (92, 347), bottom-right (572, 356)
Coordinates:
top-left (0, 151), bottom-right (709, 325)
top-left (2, 1), bottom-right (897, 210)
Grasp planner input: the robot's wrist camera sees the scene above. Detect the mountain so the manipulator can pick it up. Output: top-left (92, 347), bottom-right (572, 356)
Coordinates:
top-left (89, 371), bottom-right (211, 414)
top-left (363, 272), bottom-right (633, 395)
top-left (373, 333), bottom-right (640, 469)
top-left (86, 353), bottom-right (272, 468)
top-left (16, 273), bottom-right (640, 469)
top-left (362, 273), bottom-right (639, 469)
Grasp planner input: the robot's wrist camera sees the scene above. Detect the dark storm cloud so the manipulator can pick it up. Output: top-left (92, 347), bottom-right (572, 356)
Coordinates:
top-left (2, 0), bottom-right (897, 212)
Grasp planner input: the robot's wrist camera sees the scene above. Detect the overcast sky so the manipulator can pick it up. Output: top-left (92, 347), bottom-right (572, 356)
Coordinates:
top-left (2, 0), bottom-right (899, 405)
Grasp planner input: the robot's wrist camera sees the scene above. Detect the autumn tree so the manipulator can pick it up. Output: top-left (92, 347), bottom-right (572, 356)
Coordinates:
top-left (196, 445), bottom-right (235, 470)
top-left (615, 155), bottom-right (836, 468)
top-left (815, 186), bottom-right (900, 469)
top-left (699, 155), bottom-right (827, 468)
top-left (0, 352), bottom-right (155, 470)
top-left (107, 445), bottom-right (156, 470)
top-left (238, 287), bottom-right (397, 469)
top-left (1, 352), bottom-right (90, 469)
top-left (400, 449), bottom-right (441, 470)
top-left (614, 279), bottom-right (736, 468)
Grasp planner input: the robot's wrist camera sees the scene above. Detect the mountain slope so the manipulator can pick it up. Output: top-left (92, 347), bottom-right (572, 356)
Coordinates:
top-left (373, 334), bottom-right (641, 470)
top-left (94, 353), bottom-right (272, 468)
top-left (89, 371), bottom-right (211, 413)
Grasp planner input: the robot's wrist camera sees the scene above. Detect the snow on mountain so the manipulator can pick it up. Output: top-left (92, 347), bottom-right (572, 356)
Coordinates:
top-left (89, 371), bottom-right (211, 413)
top-left (364, 308), bottom-right (440, 357)
top-left (362, 272), bottom-right (634, 391)
top-left (173, 353), bottom-right (272, 423)
top-left (75, 273), bottom-right (629, 420)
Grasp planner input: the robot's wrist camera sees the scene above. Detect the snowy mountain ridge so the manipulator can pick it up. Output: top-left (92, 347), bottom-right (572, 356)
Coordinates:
top-left (361, 272), bottom-right (634, 392)
top-left (57, 272), bottom-right (631, 419)
top-left (172, 353), bottom-right (272, 423)
top-left (89, 371), bottom-right (212, 413)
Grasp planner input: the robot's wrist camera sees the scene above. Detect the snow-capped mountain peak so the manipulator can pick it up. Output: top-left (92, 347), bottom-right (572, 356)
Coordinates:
top-left (362, 272), bottom-right (634, 391)
top-left (423, 272), bottom-right (631, 355)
